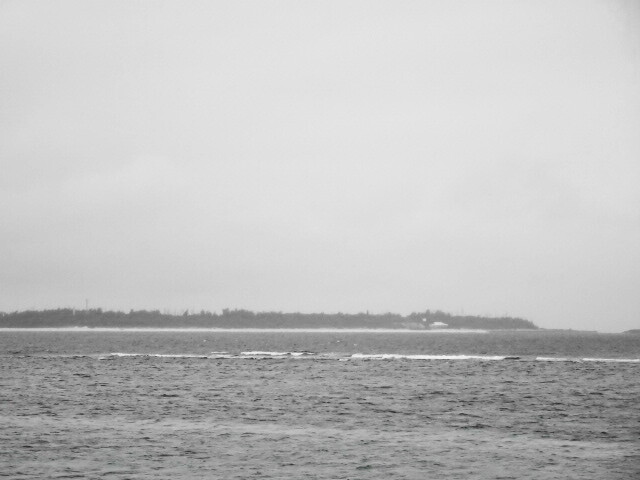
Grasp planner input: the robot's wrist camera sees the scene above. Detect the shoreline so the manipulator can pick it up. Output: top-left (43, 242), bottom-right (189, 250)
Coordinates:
top-left (0, 327), bottom-right (492, 333)
top-left (0, 327), bottom-right (616, 333)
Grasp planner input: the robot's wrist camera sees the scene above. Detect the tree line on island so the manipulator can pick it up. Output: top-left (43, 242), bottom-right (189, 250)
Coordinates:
top-left (0, 308), bottom-right (538, 330)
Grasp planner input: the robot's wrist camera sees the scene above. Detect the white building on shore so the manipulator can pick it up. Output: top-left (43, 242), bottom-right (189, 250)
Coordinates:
top-left (429, 321), bottom-right (448, 329)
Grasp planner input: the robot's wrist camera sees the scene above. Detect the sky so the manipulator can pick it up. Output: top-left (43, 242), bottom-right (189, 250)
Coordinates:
top-left (1, 1), bottom-right (639, 332)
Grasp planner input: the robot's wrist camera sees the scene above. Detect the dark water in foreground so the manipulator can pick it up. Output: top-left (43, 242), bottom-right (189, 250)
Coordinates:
top-left (1, 330), bottom-right (639, 479)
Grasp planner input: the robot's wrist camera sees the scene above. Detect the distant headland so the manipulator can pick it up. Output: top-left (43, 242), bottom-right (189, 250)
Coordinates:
top-left (0, 308), bottom-right (538, 330)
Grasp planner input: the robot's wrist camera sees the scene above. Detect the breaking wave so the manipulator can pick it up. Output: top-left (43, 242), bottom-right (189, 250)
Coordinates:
top-left (80, 352), bottom-right (640, 363)
top-left (350, 353), bottom-right (516, 361)
top-left (3, 351), bottom-right (638, 364)
top-left (535, 357), bottom-right (640, 363)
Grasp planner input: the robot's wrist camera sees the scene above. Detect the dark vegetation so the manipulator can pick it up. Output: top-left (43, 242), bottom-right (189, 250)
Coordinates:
top-left (0, 308), bottom-right (538, 330)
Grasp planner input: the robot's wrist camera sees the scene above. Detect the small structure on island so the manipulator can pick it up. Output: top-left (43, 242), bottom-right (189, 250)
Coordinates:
top-left (429, 321), bottom-right (448, 329)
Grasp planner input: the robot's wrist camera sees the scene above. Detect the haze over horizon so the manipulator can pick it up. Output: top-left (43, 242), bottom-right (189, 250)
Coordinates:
top-left (1, 1), bottom-right (639, 333)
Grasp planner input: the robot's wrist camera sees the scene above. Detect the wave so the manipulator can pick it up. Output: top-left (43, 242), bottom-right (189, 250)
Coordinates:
top-left (535, 357), bottom-right (577, 362)
top-left (4, 351), bottom-right (638, 363)
top-left (97, 352), bottom-right (514, 361)
top-left (535, 357), bottom-right (640, 363)
top-left (350, 353), bottom-right (514, 361)
top-left (580, 357), bottom-right (640, 363)
top-left (240, 351), bottom-right (315, 357)
top-left (98, 351), bottom-right (318, 360)
top-left (103, 353), bottom-right (639, 363)
top-left (352, 354), bottom-right (639, 363)
top-left (106, 353), bottom-right (210, 359)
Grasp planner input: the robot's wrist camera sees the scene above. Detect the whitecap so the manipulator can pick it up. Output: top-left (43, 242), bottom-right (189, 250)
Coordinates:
top-left (108, 353), bottom-right (207, 358)
top-left (535, 357), bottom-right (577, 362)
top-left (535, 356), bottom-right (640, 363)
top-left (350, 353), bottom-right (508, 361)
top-left (581, 358), bottom-right (640, 363)
top-left (240, 351), bottom-right (315, 357)
top-left (241, 351), bottom-right (290, 356)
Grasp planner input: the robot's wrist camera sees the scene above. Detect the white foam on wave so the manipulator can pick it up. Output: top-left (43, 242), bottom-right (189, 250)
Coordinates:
top-left (108, 353), bottom-right (208, 358)
top-left (48, 352), bottom-right (639, 363)
top-left (241, 351), bottom-right (289, 356)
top-left (536, 356), bottom-right (640, 363)
top-left (350, 353), bottom-right (509, 361)
top-left (98, 351), bottom-right (318, 360)
top-left (535, 357), bottom-right (576, 362)
top-left (240, 351), bottom-right (314, 357)
top-left (581, 357), bottom-right (640, 363)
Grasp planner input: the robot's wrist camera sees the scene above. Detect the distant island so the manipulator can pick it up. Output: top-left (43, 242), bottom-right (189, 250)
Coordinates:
top-left (0, 308), bottom-right (538, 330)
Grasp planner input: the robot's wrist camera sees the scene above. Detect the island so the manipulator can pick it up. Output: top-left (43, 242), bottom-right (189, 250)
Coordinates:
top-left (0, 308), bottom-right (538, 330)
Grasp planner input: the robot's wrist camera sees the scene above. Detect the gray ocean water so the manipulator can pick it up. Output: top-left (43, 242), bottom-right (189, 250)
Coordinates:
top-left (1, 329), bottom-right (639, 479)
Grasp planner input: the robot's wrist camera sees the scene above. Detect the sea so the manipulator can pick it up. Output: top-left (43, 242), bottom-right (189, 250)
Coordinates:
top-left (1, 329), bottom-right (639, 479)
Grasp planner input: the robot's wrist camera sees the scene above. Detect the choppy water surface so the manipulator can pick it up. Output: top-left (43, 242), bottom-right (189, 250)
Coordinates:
top-left (1, 330), bottom-right (639, 479)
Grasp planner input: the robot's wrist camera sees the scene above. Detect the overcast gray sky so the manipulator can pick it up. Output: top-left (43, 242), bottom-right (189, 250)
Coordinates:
top-left (1, 1), bottom-right (639, 332)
